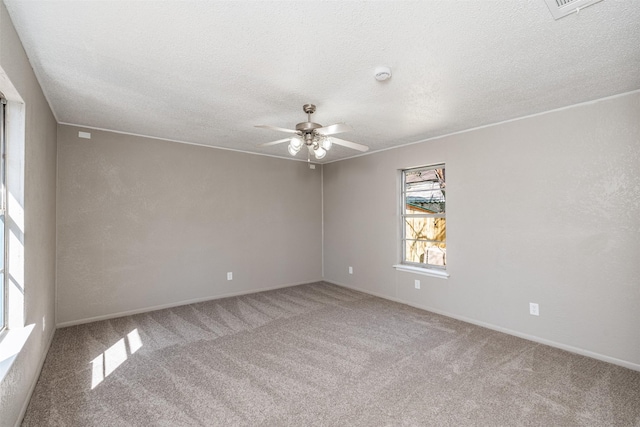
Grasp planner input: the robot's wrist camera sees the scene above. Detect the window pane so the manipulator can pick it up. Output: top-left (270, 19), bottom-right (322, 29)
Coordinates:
top-left (404, 167), bottom-right (445, 214)
top-left (0, 270), bottom-right (3, 330)
top-left (404, 217), bottom-right (446, 242)
top-left (1, 100), bottom-right (5, 330)
top-left (405, 168), bottom-right (445, 189)
top-left (0, 214), bottom-right (3, 329)
top-left (405, 168), bottom-right (445, 186)
top-left (0, 269), bottom-right (3, 330)
top-left (405, 191), bottom-right (445, 214)
top-left (404, 240), bottom-right (446, 266)
top-left (0, 214), bottom-right (3, 272)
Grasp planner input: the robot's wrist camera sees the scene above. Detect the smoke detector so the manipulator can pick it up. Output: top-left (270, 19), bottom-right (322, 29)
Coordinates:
top-left (543, 0), bottom-right (604, 19)
top-left (374, 67), bottom-right (392, 81)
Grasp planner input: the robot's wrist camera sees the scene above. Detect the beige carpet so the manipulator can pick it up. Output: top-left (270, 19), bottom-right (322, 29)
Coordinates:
top-left (23, 282), bottom-right (640, 426)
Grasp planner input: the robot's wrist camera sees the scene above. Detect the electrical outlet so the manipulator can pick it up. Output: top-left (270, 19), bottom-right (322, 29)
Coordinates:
top-left (414, 280), bottom-right (421, 290)
top-left (529, 302), bottom-right (539, 316)
top-left (227, 272), bottom-right (233, 281)
top-left (348, 266), bottom-right (353, 275)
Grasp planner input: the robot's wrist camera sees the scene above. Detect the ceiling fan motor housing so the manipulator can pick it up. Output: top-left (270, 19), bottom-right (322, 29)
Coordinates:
top-left (296, 121), bottom-right (322, 132)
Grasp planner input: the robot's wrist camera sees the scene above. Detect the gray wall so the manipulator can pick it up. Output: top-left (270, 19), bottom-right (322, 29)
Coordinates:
top-left (323, 91), bottom-right (640, 369)
top-left (56, 125), bottom-right (322, 325)
top-left (0, 3), bottom-right (58, 426)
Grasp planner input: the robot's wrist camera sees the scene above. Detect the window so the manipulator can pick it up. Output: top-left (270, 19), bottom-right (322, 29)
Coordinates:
top-left (0, 96), bottom-right (5, 332)
top-left (401, 165), bottom-right (446, 269)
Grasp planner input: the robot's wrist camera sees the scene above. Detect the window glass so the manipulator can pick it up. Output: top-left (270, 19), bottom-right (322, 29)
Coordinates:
top-left (402, 165), bottom-right (446, 268)
top-left (0, 98), bottom-right (5, 331)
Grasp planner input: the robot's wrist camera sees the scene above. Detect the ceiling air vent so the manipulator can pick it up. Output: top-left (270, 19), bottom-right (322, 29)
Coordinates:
top-left (544, 0), bottom-right (604, 19)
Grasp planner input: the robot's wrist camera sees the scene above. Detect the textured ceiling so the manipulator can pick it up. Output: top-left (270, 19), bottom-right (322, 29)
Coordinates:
top-left (4, 0), bottom-right (640, 163)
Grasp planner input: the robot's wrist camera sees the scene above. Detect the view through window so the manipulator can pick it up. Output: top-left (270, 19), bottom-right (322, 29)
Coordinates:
top-left (0, 96), bottom-right (6, 331)
top-left (402, 165), bottom-right (446, 268)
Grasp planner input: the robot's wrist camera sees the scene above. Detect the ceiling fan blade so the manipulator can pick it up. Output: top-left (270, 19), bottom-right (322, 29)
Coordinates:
top-left (316, 123), bottom-right (352, 136)
top-left (331, 137), bottom-right (369, 152)
top-left (258, 138), bottom-right (292, 147)
top-left (255, 124), bottom-right (299, 134)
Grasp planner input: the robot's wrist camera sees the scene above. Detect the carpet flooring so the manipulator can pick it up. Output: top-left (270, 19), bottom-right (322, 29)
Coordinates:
top-left (23, 282), bottom-right (640, 426)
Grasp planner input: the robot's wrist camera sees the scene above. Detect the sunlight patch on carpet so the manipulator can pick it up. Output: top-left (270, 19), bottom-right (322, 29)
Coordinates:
top-left (91, 328), bottom-right (143, 389)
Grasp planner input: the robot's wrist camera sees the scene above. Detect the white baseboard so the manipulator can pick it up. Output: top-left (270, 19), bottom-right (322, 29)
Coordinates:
top-left (14, 327), bottom-right (56, 427)
top-left (56, 279), bottom-right (322, 328)
top-left (326, 280), bottom-right (640, 373)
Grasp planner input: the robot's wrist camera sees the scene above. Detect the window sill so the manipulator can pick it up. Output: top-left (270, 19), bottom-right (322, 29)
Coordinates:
top-left (0, 324), bottom-right (34, 383)
top-left (393, 264), bottom-right (450, 279)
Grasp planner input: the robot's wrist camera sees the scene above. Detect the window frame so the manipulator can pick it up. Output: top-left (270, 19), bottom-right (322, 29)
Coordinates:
top-left (400, 164), bottom-right (446, 271)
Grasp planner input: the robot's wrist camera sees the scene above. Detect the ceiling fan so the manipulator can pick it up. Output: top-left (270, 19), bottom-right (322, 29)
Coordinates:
top-left (256, 104), bottom-right (369, 160)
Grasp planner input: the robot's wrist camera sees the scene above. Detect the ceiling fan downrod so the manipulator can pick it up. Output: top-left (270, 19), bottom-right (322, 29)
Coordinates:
top-left (303, 103), bottom-right (315, 121)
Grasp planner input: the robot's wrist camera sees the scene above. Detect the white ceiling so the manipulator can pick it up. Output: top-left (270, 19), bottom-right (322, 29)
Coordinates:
top-left (4, 0), bottom-right (640, 163)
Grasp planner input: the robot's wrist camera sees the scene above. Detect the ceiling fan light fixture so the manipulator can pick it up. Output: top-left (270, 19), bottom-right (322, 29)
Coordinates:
top-left (290, 136), bottom-right (303, 149)
top-left (321, 136), bottom-right (332, 150)
top-left (288, 143), bottom-right (300, 156)
top-left (314, 146), bottom-right (326, 159)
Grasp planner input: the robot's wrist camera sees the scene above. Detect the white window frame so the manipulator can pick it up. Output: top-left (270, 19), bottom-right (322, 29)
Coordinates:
top-left (394, 164), bottom-right (448, 278)
top-left (0, 83), bottom-right (28, 383)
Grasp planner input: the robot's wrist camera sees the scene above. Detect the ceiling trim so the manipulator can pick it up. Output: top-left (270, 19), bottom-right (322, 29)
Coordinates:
top-left (57, 87), bottom-right (640, 166)
top-left (57, 121), bottom-right (316, 164)
top-left (323, 88), bottom-right (640, 165)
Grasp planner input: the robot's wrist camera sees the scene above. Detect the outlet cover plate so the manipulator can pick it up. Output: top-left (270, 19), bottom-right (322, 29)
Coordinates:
top-left (529, 302), bottom-right (539, 316)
